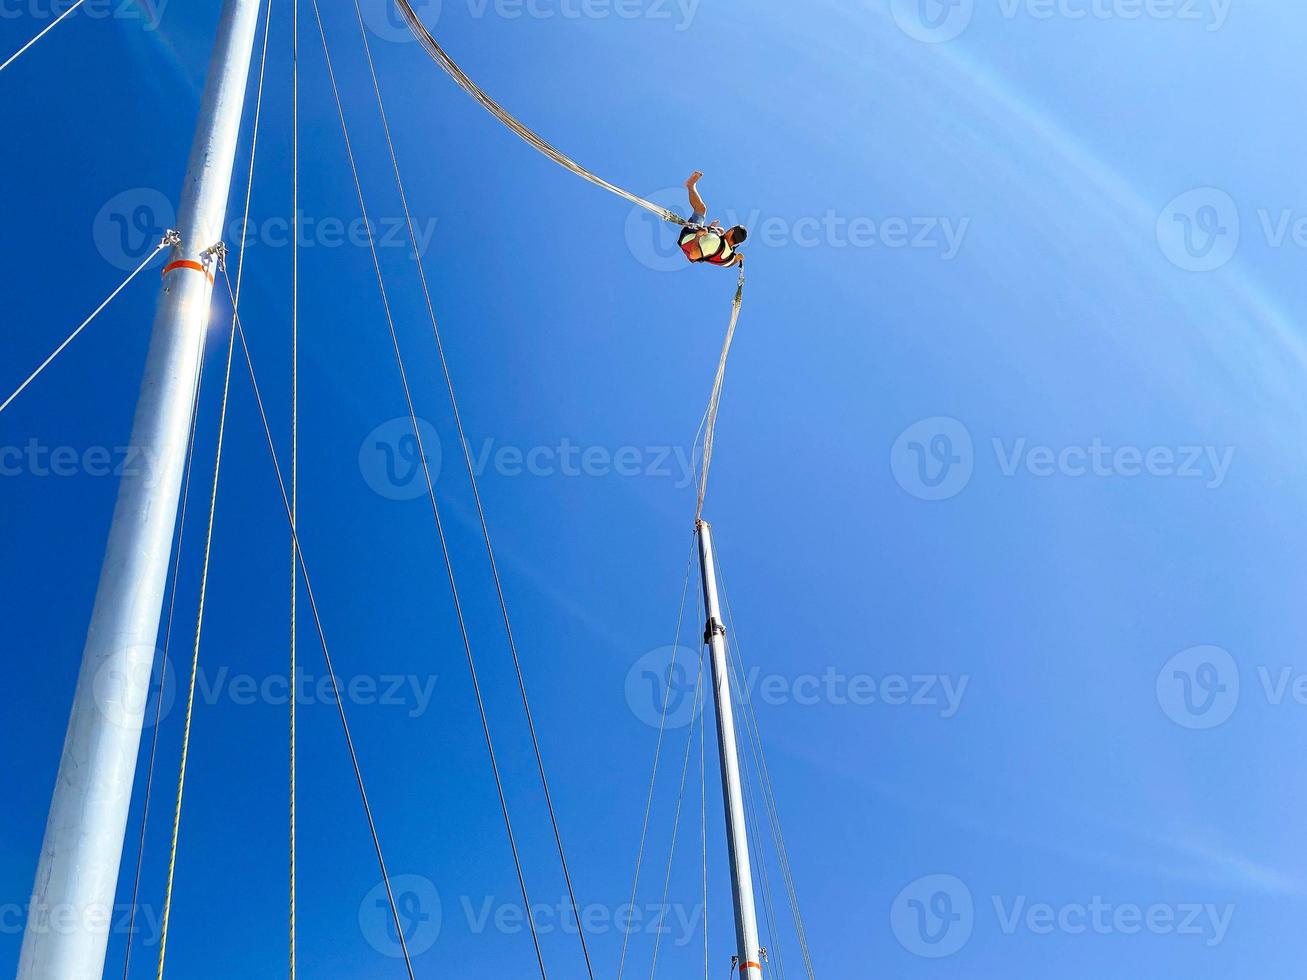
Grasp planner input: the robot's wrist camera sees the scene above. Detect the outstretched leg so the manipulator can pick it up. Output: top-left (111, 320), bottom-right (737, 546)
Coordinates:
top-left (685, 171), bottom-right (708, 224)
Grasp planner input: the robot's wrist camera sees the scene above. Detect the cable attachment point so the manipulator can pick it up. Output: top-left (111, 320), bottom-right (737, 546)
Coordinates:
top-left (160, 229), bottom-right (183, 251)
top-left (704, 617), bottom-right (727, 645)
top-left (201, 241), bottom-right (228, 272)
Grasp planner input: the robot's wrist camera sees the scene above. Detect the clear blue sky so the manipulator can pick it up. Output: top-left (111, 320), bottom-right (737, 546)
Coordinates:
top-left (3, 0), bottom-right (1306, 976)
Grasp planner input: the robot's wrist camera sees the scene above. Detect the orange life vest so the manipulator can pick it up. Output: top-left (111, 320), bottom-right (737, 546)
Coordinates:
top-left (679, 224), bottom-right (738, 266)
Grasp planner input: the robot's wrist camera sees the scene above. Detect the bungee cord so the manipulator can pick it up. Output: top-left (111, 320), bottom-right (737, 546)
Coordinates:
top-left (388, 0), bottom-right (749, 524)
top-left (0, 0), bottom-right (775, 972)
top-left (392, 0), bottom-right (686, 225)
top-left (695, 266), bottom-right (747, 520)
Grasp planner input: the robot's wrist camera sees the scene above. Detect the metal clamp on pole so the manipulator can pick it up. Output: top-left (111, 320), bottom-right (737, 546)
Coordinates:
top-left (201, 240), bottom-right (228, 272)
top-left (704, 617), bottom-right (727, 646)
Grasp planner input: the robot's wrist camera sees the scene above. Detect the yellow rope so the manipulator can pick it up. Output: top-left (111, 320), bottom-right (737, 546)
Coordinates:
top-left (154, 0), bottom-right (273, 969)
top-left (154, 273), bottom-right (234, 978)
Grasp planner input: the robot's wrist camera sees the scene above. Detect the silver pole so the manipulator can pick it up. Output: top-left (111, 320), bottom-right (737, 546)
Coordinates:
top-left (18, 0), bottom-right (261, 974)
top-left (696, 518), bottom-right (764, 979)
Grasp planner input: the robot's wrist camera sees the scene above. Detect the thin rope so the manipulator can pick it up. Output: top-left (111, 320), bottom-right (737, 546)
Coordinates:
top-left (0, 0), bottom-right (86, 74)
top-left (732, 666), bottom-right (787, 980)
top-left (700, 639), bottom-right (710, 980)
top-left (227, 285), bottom-right (418, 980)
top-left (153, 272), bottom-right (232, 980)
top-left (154, 0), bottom-right (273, 966)
top-left (391, 0), bottom-right (685, 225)
top-left (716, 546), bottom-right (815, 980)
top-left (345, 3), bottom-right (595, 975)
top-left (648, 657), bottom-right (705, 980)
top-left (0, 236), bottom-right (171, 416)
top-left (695, 266), bottom-right (746, 520)
top-left (307, 3), bottom-right (547, 973)
top-left (618, 538), bottom-right (696, 980)
top-left (120, 337), bottom-right (207, 980)
top-left (288, 0), bottom-right (300, 970)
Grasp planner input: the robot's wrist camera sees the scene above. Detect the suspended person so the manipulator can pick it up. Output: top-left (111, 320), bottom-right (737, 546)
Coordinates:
top-left (679, 171), bottom-right (748, 269)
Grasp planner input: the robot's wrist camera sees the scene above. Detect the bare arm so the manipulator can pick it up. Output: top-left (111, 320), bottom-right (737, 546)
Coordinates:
top-left (685, 171), bottom-right (708, 217)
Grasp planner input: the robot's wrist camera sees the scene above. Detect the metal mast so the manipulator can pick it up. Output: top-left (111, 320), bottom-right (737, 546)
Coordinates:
top-left (696, 518), bottom-right (765, 978)
top-left (18, 0), bottom-right (262, 974)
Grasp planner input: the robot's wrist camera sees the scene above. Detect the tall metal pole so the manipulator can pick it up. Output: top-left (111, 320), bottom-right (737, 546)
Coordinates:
top-left (18, 0), bottom-right (261, 975)
top-left (696, 518), bottom-right (765, 979)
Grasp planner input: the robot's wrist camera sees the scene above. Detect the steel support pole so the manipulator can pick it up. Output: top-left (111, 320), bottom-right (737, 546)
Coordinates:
top-left (696, 518), bottom-right (764, 978)
top-left (18, 0), bottom-right (261, 974)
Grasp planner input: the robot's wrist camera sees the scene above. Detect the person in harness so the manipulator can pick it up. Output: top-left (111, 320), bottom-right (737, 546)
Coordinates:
top-left (679, 171), bottom-right (747, 268)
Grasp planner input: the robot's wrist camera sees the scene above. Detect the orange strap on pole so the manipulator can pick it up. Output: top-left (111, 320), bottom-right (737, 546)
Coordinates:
top-left (162, 259), bottom-right (215, 285)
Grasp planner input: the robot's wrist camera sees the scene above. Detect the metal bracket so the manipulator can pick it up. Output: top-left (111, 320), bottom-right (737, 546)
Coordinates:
top-left (201, 240), bottom-right (229, 272)
top-left (703, 617), bottom-right (727, 645)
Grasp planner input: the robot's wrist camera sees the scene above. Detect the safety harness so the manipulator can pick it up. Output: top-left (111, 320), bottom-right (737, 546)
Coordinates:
top-left (679, 224), bottom-right (739, 266)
